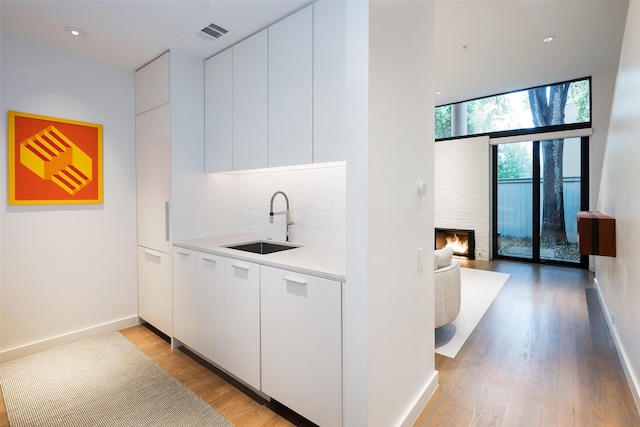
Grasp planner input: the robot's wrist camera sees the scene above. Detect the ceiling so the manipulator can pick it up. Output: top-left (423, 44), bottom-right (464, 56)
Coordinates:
top-left (435, 0), bottom-right (628, 105)
top-left (0, 1), bottom-right (629, 105)
top-left (0, 0), bottom-right (314, 71)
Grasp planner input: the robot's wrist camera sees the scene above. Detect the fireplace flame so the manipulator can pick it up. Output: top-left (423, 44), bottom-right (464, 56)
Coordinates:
top-left (445, 233), bottom-right (468, 254)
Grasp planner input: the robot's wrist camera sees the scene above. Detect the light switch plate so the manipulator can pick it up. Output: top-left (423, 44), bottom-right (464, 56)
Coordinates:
top-left (417, 247), bottom-right (424, 272)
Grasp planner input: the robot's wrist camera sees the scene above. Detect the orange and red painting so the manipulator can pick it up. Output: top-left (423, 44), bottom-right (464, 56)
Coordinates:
top-left (8, 111), bottom-right (103, 205)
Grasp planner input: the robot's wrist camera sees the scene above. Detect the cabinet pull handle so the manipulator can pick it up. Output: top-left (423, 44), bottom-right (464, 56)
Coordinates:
top-left (143, 250), bottom-right (161, 258)
top-left (176, 251), bottom-right (190, 256)
top-left (231, 263), bottom-right (250, 271)
top-left (284, 276), bottom-right (307, 286)
top-left (202, 257), bottom-right (217, 263)
top-left (165, 201), bottom-right (170, 241)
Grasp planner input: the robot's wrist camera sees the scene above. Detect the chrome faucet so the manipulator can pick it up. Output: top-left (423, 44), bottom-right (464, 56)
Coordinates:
top-left (269, 191), bottom-right (294, 242)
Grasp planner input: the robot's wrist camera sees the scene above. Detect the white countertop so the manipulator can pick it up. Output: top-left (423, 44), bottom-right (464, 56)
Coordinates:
top-left (173, 234), bottom-right (346, 282)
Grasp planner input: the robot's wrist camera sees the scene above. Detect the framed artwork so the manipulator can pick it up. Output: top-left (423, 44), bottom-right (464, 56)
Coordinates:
top-left (8, 111), bottom-right (103, 205)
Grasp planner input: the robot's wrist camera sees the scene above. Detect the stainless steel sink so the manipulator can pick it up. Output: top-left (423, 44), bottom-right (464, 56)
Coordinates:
top-left (224, 241), bottom-right (301, 255)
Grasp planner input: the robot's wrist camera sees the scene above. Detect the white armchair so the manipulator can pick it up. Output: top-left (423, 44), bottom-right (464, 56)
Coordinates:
top-left (434, 248), bottom-right (461, 328)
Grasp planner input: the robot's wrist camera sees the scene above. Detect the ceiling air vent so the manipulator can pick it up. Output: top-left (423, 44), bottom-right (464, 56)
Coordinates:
top-left (199, 22), bottom-right (229, 41)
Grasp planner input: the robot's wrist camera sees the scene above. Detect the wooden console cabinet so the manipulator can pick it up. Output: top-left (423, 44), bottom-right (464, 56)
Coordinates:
top-left (577, 211), bottom-right (616, 257)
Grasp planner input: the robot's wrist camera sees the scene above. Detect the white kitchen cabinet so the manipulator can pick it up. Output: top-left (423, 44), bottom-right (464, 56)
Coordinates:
top-left (134, 51), bottom-right (169, 115)
top-left (136, 103), bottom-right (172, 254)
top-left (314, 1), bottom-right (348, 163)
top-left (196, 252), bottom-right (226, 367)
top-left (261, 266), bottom-right (342, 427)
top-left (268, 6), bottom-right (313, 167)
top-left (136, 51), bottom-right (204, 336)
top-left (233, 29), bottom-right (268, 171)
top-left (138, 247), bottom-right (172, 337)
top-left (225, 258), bottom-right (261, 390)
top-left (204, 48), bottom-right (233, 173)
top-left (172, 247), bottom-right (198, 349)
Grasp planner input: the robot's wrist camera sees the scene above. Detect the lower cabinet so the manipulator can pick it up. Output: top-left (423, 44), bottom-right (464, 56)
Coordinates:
top-left (172, 251), bottom-right (260, 390)
top-left (172, 247), bottom-right (198, 349)
top-left (196, 252), bottom-right (226, 367)
top-left (170, 248), bottom-right (343, 425)
top-left (138, 246), bottom-right (172, 337)
top-left (261, 266), bottom-right (343, 427)
top-left (225, 258), bottom-right (261, 390)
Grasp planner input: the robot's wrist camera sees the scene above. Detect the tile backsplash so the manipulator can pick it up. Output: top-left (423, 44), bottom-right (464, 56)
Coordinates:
top-left (238, 163), bottom-right (346, 247)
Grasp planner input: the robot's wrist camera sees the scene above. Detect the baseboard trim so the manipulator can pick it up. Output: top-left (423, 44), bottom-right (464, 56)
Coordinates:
top-left (593, 278), bottom-right (640, 413)
top-left (398, 369), bottom-right (439, 427)
top-left (0, 316), bottom-right (139, 362)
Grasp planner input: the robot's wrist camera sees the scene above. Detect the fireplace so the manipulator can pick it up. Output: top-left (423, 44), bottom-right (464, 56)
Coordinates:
top-left (435, 228), bottom-right (476, 260)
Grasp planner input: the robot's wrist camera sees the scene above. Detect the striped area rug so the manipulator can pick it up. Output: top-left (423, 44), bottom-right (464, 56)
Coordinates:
top-left (0, 332), bottom-right (233, 427)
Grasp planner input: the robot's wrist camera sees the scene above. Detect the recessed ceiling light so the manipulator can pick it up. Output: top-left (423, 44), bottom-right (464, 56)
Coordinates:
top-left (436, 91), bottom-right (443, 95)
top-left (543, 36), bottom-right (555, 43)
top-left (64, 26), bottom-right (87, 37)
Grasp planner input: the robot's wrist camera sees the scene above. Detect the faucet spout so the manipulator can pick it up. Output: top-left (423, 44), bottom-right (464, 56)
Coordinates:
top-left (269, 191), bottom-right (293, 242)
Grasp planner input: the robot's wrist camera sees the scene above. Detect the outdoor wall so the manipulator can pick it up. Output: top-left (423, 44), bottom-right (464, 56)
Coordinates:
top-left (0, 36), bottom-right (138, 358)
top-left (594, 0), bottom-right (640, 409)
top-left (434, 136), bottom-right (490, 260)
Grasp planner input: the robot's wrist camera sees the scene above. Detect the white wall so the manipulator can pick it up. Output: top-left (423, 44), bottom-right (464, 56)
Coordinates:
top-left (343, 2), bottom-right (437, 425)
top-left (237, 163), bottom-right (345, 246)
top-left (0, 36), bottom-right (138, 358)
top-left (434, 136), bottom-right (490, 260)
top-left (594, 0), bottom-right (640, 409)
top-left (590, 70), bottom-right (619, 210)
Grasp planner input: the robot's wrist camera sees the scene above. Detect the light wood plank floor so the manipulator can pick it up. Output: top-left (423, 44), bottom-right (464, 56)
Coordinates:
top-left (1, 260), bottom-right (639, 426)
top-left (416, 259), bottom-right (640, 427)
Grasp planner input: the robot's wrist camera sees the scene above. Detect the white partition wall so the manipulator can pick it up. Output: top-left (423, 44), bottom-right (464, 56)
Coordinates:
top-left (345, 2), bottom-right (438, 425)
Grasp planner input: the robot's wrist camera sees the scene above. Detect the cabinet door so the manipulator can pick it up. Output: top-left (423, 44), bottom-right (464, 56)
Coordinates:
top-left (204, 49), bottom-right (233, 173)
top-left (314, 1), bottom-right (347, 163)
top-left (233, 29), bottom-right (268, 171)
top-left (135, 52), bottom-right (170, 115)
top-left (261, 266), bottom-right (342, 426)
top-left (138, 246), bottom-right (172, 337)
top-left (197, 252), bottom-right (226, 366)
top-left (136, 104), bottom-right (171, 254)
top-left (172, 247), bottom-right (198, 349)
top-left (225, 258), bottom-right (261, 389)
top-left (268, 6), bottom-right (313, 167)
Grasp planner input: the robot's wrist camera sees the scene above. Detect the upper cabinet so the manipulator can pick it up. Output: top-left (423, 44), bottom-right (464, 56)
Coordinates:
top-left (135, 52), bottom-right (170, 115)
top-left (204, 48), bottom-right (233, 173)
top-left (268, 6), bottom-right (313, 167)
top-left (203, 2), bottom-right (347, 172)
top-left (232, 29), bottom-right (269, 171)
top-left (313, 1), bottom-right (348, 163)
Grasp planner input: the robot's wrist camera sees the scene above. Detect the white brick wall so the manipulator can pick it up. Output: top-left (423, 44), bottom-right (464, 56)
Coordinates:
top-left (434, 136), bottom-right (490, 260)
top-left (238, 163), bottom-right (346, 246)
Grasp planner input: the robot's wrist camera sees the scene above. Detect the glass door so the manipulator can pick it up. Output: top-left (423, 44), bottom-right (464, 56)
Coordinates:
top-left (496, 141), bottom-right (534, 259)
top-left (494, 137), bottom-right (588, 267)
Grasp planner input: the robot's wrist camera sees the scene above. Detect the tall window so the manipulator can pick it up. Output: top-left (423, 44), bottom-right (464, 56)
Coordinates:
top-left (435, 77), bottom-right (591, 140)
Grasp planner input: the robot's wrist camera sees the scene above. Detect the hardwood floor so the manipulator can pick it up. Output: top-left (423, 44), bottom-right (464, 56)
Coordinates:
top-left (415, 259), bottom-right (640, 427)
top-left (1, 260), bottom-right (638, 426)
